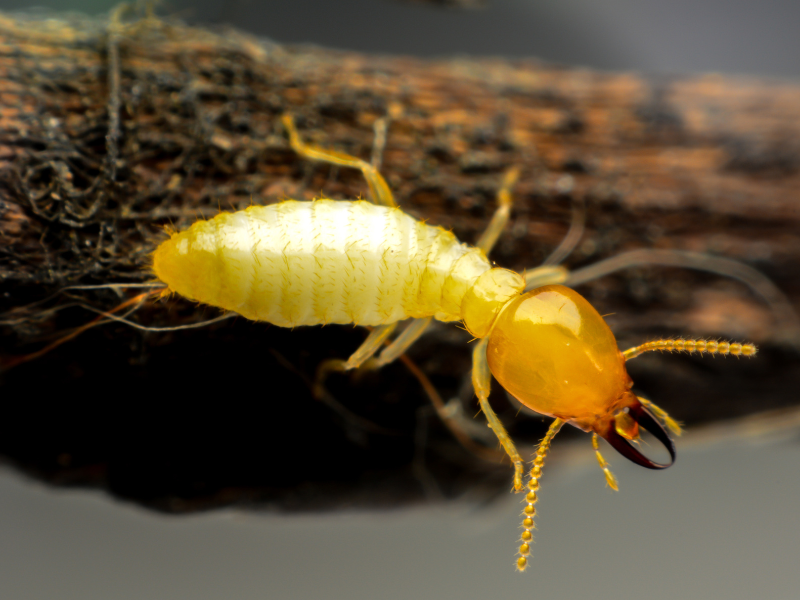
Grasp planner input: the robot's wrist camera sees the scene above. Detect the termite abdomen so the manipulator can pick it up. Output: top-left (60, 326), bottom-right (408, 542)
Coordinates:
top-left (153, 200), bottom-right (492, 328)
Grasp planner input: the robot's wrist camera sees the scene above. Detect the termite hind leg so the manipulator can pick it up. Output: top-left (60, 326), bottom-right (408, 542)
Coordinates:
top-left (281, 114), bottom-right (397, 207)
top-left (318, 317), bottom-right (503, 461)
top-left (472, 337), bottom-right (526, 491)
top-left (517, 418), bottom-right (564, 572)
top-left (592, 433), bottom-right (619, 491)
top-left (370, 115), bottom-right (389, 170)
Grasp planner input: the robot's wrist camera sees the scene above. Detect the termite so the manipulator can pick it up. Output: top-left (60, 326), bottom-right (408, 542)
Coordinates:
top-left (150, 115), bottom-right (760, 570)
top-left (5, 114), bottom-right (773, 570)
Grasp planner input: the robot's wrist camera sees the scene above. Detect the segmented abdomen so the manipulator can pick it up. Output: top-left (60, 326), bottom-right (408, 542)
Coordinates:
top-left (152, 200), bottom-right (491, 327)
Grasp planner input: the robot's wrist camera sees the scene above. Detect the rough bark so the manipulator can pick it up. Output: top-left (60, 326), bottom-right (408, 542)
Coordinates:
top-left (0, 11), bottom-right (798, 513)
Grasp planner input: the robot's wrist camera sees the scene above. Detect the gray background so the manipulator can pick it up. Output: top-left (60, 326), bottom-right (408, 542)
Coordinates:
top-left (2, 441), bottom-right (800, 600)
top-left (5, 0), bottom-right (800, 77)
top-left (1, 1), bottom-right (799, 599)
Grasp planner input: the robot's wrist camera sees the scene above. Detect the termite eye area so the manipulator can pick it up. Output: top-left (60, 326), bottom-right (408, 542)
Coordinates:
top-left (614, 409), bottom-right (639, 440)
top-left (603, 402), bottom-right (676, 470)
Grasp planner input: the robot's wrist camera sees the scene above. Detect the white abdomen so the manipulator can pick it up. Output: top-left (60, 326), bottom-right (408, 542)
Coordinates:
top-left (152, 200), bottom-right (492, 327)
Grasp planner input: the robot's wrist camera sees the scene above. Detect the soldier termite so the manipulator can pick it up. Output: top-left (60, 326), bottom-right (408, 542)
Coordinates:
top-left (6, 114), bottom-right (783, 571)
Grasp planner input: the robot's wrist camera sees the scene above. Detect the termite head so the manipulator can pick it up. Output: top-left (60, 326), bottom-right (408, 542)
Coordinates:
top-left (483, 284), bottom-right (675, 468)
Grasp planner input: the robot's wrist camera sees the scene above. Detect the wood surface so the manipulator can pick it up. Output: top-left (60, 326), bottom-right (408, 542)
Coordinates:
top-left (0, 11), bottom-right (798, 512)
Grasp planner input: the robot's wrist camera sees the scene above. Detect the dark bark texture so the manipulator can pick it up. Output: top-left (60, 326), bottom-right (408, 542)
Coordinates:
top-left (0, 11), bottom-right (798, 513)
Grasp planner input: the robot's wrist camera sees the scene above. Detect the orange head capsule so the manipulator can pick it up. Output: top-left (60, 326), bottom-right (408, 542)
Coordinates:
top-left (486, 284), bottom-right (675, 468)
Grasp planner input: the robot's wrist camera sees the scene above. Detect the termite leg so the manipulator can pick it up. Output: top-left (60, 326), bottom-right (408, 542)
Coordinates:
top-left (281, 114), bottom-right (397, 207)
top-left (523, 265), bottom-right (570, 290)
top-left (371, 103), bottom-right (403, 170)
top-left (475, 167), bottom-right (520, 254)
top-left (519, 187), bottom-right (584, 291)
top-left (471, 169), bottom-right (568, 486)
top-left (472, 337), bottom-right (526, 491)
top-left (317, 318), bottom-right (432, 397)
top-left (540, 194), bottom-right (586, 268)
top-left (370, 116), bottom-right (390, 170)
top-left (564, 248), bottom-right (800, 347)
top-left (591, 433), bottom-right (619, 491)
top-left (398, 353), bottom-right (505, 463)
top-left (376, 319), bottom-right (506, 463)
top-left (363, 317), bottom-right (432, 370)
top-left (313, 323), bottom-right (397, 398)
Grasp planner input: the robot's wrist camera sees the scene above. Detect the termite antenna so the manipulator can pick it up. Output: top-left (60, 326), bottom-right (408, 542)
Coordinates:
top-left (517, 418), bottom-right (564, 572)
top-left (74, 308), bottom-right (236, 333)
top-left (622, 338), bottom-right (758, 361)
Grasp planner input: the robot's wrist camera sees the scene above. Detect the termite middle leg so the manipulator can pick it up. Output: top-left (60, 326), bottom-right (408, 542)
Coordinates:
top-left (362, 317), bottom-right (433, 371)
top-left (313, 323), bottom-right (398, 398)
top-left (521, 189), bottom-right (586, 291)
top-left (281, 114), bottom-right (396, 207)
top-left (313, 319), bottom-right (436, 423)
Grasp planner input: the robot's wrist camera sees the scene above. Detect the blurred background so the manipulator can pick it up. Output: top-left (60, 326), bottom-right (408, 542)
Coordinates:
top-left (1, 1), bottom-right (799, 599)
top-left (3, 0), bottom-right (800, 76)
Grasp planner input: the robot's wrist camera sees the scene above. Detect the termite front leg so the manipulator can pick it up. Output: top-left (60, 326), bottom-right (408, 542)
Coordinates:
top-left (281, 114), bottom-right (397, 207)
top-left (472, 337), bottom-right (526, 491)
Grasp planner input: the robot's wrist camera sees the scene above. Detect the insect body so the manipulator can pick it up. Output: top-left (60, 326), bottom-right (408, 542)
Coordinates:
top-left (37, 114), bottom-right (761, 571)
